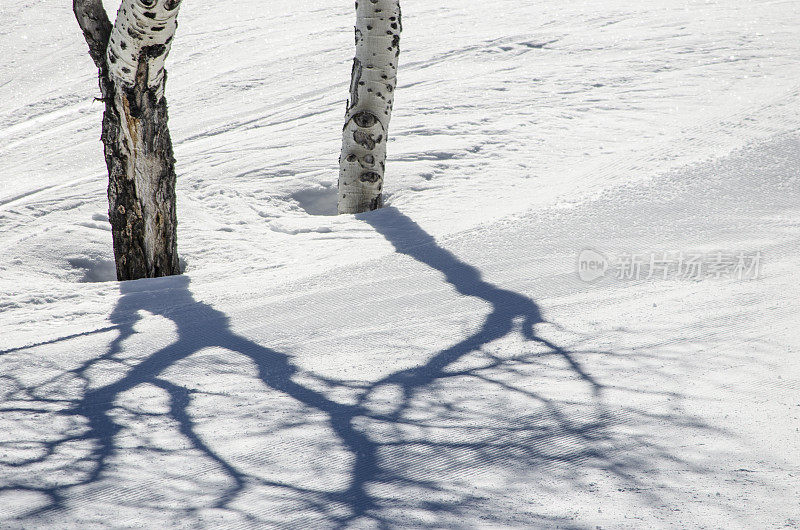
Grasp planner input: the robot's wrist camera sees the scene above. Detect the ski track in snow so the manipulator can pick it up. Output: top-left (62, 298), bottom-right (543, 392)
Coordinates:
top-left (1, 0), bottom-right (800, 527)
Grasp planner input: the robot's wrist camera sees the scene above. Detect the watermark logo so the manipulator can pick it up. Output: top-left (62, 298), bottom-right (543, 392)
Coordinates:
top-left (577, 249), bottom-right (609, 282)
top-left (577, 249), bottom-right (762, 283)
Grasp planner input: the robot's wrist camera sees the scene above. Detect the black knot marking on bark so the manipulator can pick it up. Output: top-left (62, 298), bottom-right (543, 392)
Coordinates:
top-left (360, 171), bottom-right (381, 183)
top-left (142, 44), bottom-right (167, 59)
top-left (353, 130), bottom-right (380, 150)
top-left (352, 111), bottom-right (378, 128)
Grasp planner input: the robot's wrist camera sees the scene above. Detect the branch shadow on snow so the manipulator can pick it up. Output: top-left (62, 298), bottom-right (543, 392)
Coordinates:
top-left (1, 208), bottom-right (733, 527)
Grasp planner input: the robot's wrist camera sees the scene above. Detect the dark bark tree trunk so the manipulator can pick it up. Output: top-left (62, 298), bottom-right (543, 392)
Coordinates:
top-left (74, 0), bottom-right (182, 281)
top-left (101, 67), bottom-right (180, 280)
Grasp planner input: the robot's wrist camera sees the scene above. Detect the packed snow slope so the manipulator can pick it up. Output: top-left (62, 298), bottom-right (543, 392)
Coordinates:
top-left (1, 0), bottom-right (800, 527)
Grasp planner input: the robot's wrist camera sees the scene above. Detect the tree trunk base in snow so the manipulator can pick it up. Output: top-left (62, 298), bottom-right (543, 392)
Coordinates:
top-left (75, 0), bottom-right (182, 282)
top-left (338, 0), bottom-right (402, 215)
top-left (101, 74), bottom-right (180, 281)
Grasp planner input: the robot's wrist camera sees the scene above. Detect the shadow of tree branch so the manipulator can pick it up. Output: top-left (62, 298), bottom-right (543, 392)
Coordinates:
top-left (0, 208), bottom-right (735, 527)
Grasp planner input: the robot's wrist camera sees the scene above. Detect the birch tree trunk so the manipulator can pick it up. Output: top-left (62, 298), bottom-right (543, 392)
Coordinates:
top-left (338, 0), bottom-right (402, 214)
top-left (74, 0), bottom-right (182, 281)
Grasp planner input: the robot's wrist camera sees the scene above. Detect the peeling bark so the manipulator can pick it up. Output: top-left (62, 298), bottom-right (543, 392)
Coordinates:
top-left (338, 0), bottom-right (402, 214)
top-left (75, 0), bottom-right (182, 280)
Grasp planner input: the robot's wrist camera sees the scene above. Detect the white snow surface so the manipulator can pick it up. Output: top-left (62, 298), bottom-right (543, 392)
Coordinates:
top-left (1, 0), bottom-right (800, 527)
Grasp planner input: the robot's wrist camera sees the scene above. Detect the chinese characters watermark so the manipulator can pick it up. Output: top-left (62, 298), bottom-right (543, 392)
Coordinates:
top-left (577, 249), bottom-right (762, 283)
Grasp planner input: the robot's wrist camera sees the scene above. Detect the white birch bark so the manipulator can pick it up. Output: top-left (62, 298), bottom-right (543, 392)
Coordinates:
top-left (106, 0), bottom-right (181, 101)
top-left (338, 0), bottom-right (402, 214)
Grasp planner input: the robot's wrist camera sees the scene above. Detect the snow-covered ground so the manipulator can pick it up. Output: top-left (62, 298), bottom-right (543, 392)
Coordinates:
top-left (1, 0), bottom-right (799, 527)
